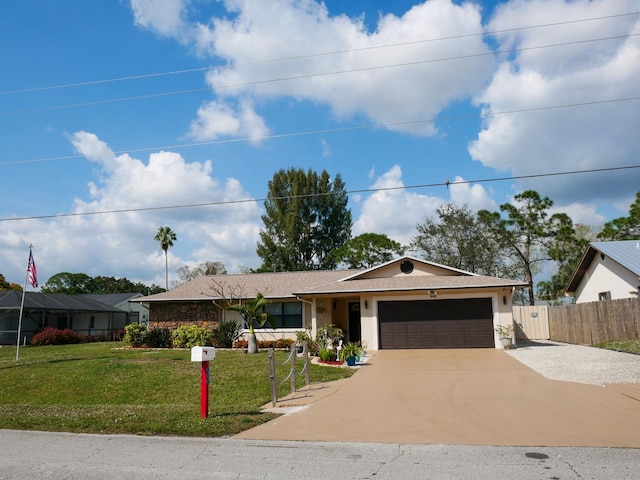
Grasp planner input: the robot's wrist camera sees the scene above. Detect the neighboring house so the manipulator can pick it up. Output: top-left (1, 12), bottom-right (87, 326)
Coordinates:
top-left (0, 291), bottom-right (147, 344)
top-left (566, 240), bottom-right (640, 304)
top-left (85, 293), bottom-right (150, 326)
top-left (137, 256), bottom-right (527, 350)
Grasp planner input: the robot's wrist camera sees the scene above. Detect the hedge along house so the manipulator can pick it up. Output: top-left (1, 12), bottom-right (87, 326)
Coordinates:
top-left (138, 256), bottom-right (527, 350)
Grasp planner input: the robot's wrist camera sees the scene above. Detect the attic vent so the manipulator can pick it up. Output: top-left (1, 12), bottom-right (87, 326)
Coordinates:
top-left (400, 260), bottom-right (414, 274)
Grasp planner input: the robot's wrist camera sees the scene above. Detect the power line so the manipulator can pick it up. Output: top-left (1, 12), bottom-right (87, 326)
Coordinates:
top-left (3, 33), bottom-right (638, 117)
top-left (1, 164), bottom-right (637, 223)
top-left (1, 11), bottom-right (637, 96)
top-left (1, 95), bottom-right (638, 167)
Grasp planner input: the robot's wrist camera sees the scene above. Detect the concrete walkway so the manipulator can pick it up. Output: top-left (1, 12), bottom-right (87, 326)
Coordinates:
top-left (235, 349), bottom-right (640, 447)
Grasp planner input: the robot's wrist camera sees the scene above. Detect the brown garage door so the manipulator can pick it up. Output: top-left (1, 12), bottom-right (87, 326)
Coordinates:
top-left (378, 298), bottom-right (494, 349)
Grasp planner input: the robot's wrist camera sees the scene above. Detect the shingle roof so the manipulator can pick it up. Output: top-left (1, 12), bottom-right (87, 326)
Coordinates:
top-left (566, 240), bottom-right (640, 293)
top-left (138, 270), bottom-right (362, 302)
top-left (138, 256), bottom-right (527, 302)
top-left (295, 274), bottom-right (527, 295)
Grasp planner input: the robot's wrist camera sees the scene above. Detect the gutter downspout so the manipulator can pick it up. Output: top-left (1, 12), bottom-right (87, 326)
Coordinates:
top-left (296, 295), bottom-right (315, 338)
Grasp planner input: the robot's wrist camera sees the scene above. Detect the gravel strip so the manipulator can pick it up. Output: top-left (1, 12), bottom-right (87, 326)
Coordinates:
top-left (505, 340), bottom-right (640, 385)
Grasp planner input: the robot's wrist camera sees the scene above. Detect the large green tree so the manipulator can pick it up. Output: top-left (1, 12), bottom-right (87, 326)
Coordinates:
top-left (41, 272), bottom-right (164, 294)
top-left (154, 226), bottom-right (177, 290)
top-left (257, 168), bottom-right (352, 271)
top-left (597, 190), bottom-right (640, 240)
top-left (538, 222), bottom-right (594, 303)
top-left (411, 204), bottom-right (508, 277)
top-left (479, 190), bottom-right (578, 305)
top-left (334, 233), bottom-right (404, 269)
top-left (41, 272), bottom-right (95, 294)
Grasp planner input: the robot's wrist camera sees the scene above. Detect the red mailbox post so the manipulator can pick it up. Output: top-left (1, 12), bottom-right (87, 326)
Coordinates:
top-left (191, 346), bottom-right (216, 419)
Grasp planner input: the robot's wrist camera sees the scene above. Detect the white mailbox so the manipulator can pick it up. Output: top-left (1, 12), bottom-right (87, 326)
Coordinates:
top-left (191, 346), bottom-right (216, 362)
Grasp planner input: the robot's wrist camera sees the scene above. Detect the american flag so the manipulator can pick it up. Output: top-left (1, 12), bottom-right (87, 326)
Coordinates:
top-left (27, 250), bottom-right (38, 288)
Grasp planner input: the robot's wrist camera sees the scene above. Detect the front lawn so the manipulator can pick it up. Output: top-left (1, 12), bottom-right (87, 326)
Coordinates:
top-left (0, 342), bottom-right (354, 436)
top-left (593, 339), bottom-right (640, 355)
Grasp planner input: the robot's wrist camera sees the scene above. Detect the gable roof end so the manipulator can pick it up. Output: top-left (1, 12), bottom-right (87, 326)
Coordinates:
top-left (339, 255), bottom-right (477, 282)
top-left (565, 240), bottom-right (640, 294)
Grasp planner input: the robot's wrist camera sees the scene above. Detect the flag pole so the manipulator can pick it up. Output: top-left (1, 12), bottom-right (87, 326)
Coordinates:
top-left (16, 244), bottom-right (33, 362)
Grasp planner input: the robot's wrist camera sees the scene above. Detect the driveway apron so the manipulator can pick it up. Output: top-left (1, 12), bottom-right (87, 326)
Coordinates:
top-left (235, 349), bottom-right (640, 447)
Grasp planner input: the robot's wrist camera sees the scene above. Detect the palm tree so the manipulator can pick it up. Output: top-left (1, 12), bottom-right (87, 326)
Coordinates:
top-left (154, 226), bottom-right (177, 291)
top-left (228, 292), bottom-right (274, 353)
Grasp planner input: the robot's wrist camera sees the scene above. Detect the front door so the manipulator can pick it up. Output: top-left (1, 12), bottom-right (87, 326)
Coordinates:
top-left (348, 302), bottom-right (361, 343)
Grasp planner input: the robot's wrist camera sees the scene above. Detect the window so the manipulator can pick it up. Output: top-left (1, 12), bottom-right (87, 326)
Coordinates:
top-left (598, 291), bottom-right (611, 301)
top-left (263, 302), bottom-right (303, 329)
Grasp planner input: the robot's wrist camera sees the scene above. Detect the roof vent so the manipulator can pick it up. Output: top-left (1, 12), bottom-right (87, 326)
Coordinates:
top-left (400, 260), bottom-right (414, 274)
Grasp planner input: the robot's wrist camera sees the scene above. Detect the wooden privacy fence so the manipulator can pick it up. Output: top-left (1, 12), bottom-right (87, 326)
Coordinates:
top-left (513, 305), bottom-right (550, 340)
top-left (548, 297), bottom-right (640, 345)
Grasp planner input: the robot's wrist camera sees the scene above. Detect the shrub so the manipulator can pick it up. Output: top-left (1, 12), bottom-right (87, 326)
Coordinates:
top-left (31, 327), bottom-right (82, 346)
top-left (318, 345), bottom-right (335, 362)
top-left (123, 323), bottom-right (148, 347)
top-left (147, 327), bottom-right (173, 348)
top-left (172, 325), bottom-right (214, 348)
top-left (233, 340), bottom-right (248, 349)
top-left (211, 320), bottom-right (242, 348)
top-left (274, 338), bottom-right (294, 349)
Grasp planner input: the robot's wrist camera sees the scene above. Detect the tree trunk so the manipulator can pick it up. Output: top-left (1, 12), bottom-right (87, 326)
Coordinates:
top-left (247, 333), bottom-right (258, 354)
top-left (164, 249), bottom-right (169, 291)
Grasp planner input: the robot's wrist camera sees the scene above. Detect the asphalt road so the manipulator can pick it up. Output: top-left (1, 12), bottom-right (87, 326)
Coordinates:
top-left (2, 430), bottom-right (639, 479)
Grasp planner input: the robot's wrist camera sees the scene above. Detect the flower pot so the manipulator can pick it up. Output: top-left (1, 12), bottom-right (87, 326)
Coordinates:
top-left (500, 337), bottom-right (514, 349)
top-left (346, 356), bottom-right (356, 366)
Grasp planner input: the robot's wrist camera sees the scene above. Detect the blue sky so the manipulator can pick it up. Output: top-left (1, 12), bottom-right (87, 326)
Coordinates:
top-left (1, 0), bottom-right (639, 288)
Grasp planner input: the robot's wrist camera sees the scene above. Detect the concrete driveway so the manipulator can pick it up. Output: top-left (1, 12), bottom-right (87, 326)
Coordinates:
top-left (235, 349), bottom-right (640, 447)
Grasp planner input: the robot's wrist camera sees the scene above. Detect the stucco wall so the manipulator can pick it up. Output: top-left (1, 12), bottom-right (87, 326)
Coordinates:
top-left (149, 302), bottom-right (220, 330)
top-left (575, 256), bottom-right (638, 303)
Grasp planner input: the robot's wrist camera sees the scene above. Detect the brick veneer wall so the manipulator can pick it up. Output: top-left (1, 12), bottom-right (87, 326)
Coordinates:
top-left (149, 302), bottom-right (220, 330)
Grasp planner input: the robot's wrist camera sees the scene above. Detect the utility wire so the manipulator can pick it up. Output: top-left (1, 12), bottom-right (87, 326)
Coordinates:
top-left (1, 164), bottom-right (638, 223)
top-left (1, 11), bottom-right (637, 96)
top-left (1, 95), bottom-right (638, 167)
top-left (2, 33), bottom-right (638, 117)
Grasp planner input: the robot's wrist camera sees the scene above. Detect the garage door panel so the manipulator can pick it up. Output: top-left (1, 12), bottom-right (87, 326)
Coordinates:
top-left (378, 299), bottom-right (494, 349)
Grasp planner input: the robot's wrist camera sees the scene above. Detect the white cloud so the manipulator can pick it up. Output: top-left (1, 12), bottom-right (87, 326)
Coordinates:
top-left (551, 203), bottom-right (605, 227)
top-left (321, 139), bottom-right (333, 158)
top-left (1, 132), bottom-right (263, 287)
top-left (449, 176), bottom-right (497, 211)
top-left (353, 167), bottom-right (499, 245)
top-left (130, 0), bottom-right (190, 38)
top-left (188, 100), bottom-right (269, 144)
top-left (469, 0), bottom-right (640, 205)
top-left (133, 0), bottom-right (494, 139)
top-left (353, 165), bottom-right (439, 245)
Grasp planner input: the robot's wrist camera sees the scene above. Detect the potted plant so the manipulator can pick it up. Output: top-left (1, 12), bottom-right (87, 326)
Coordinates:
top-left (339, 342), bottom-right (361, 366)
top-left (494, 324), bottom-right (515, 349)
top-left (295, 329), bottom-right (312, 354)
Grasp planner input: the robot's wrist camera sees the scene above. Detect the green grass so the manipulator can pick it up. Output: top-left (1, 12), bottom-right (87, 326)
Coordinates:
top-left (0, 343), bottom-right (354, 436)
top-left (593, 339), bottom-right (640, 355)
